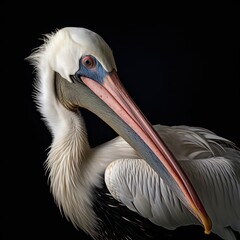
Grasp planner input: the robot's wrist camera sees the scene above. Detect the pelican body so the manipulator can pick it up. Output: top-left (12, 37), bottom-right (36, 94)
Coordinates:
top-left (28, 27), bottom-right (240, 240)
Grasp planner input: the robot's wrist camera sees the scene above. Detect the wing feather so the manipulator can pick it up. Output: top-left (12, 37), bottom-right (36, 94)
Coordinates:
top-left (153, 124), bottom-right (239, 160)
top-left (105, 155), bottom-right (240, 240)
top-left (102, 124), bottom-right (240, 239)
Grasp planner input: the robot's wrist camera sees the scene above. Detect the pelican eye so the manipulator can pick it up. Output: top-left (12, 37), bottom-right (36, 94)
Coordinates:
top-left (82, 56), bottom-right (95, 69)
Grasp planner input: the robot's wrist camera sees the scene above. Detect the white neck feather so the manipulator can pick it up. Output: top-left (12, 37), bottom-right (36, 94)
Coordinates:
top-left (30, 51), bottom-right (100, 237)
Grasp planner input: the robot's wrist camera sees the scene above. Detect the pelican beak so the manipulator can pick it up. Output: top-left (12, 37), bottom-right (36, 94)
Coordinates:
top-left (79, 69), bottom-right (212, 234)
top-left (56, 67), bottom-right (211, 233)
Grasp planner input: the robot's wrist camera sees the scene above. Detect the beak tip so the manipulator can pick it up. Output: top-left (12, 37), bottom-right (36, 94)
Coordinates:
top-left (192, 205), bottom-right (212, 235)
top-left (203, 216), bottom-right (212, 235)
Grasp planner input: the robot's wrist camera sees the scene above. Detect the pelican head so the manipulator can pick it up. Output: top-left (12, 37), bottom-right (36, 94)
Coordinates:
top-left (29, 27), bottom-right (211, 234)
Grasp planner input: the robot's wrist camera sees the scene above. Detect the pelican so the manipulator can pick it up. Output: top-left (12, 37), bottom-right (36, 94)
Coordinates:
top-left (28, 27), bottom-right (240, 240)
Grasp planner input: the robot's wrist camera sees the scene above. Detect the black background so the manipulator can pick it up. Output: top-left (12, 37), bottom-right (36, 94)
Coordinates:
top-left (2, 3), bottom-right (239, 240)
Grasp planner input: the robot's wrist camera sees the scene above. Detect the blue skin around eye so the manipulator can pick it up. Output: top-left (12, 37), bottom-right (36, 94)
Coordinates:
top-left (76, 56), bottom-right (108, 84)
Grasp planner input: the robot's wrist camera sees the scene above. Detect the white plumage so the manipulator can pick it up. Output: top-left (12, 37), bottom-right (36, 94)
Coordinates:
top-left (28, 27), bottom-right (240, 240)
top-left (105, 125), bottom-right (240, 240)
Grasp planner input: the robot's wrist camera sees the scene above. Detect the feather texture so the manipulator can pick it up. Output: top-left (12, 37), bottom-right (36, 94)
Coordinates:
top-left (105, 125), bottom-right (240, 240)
